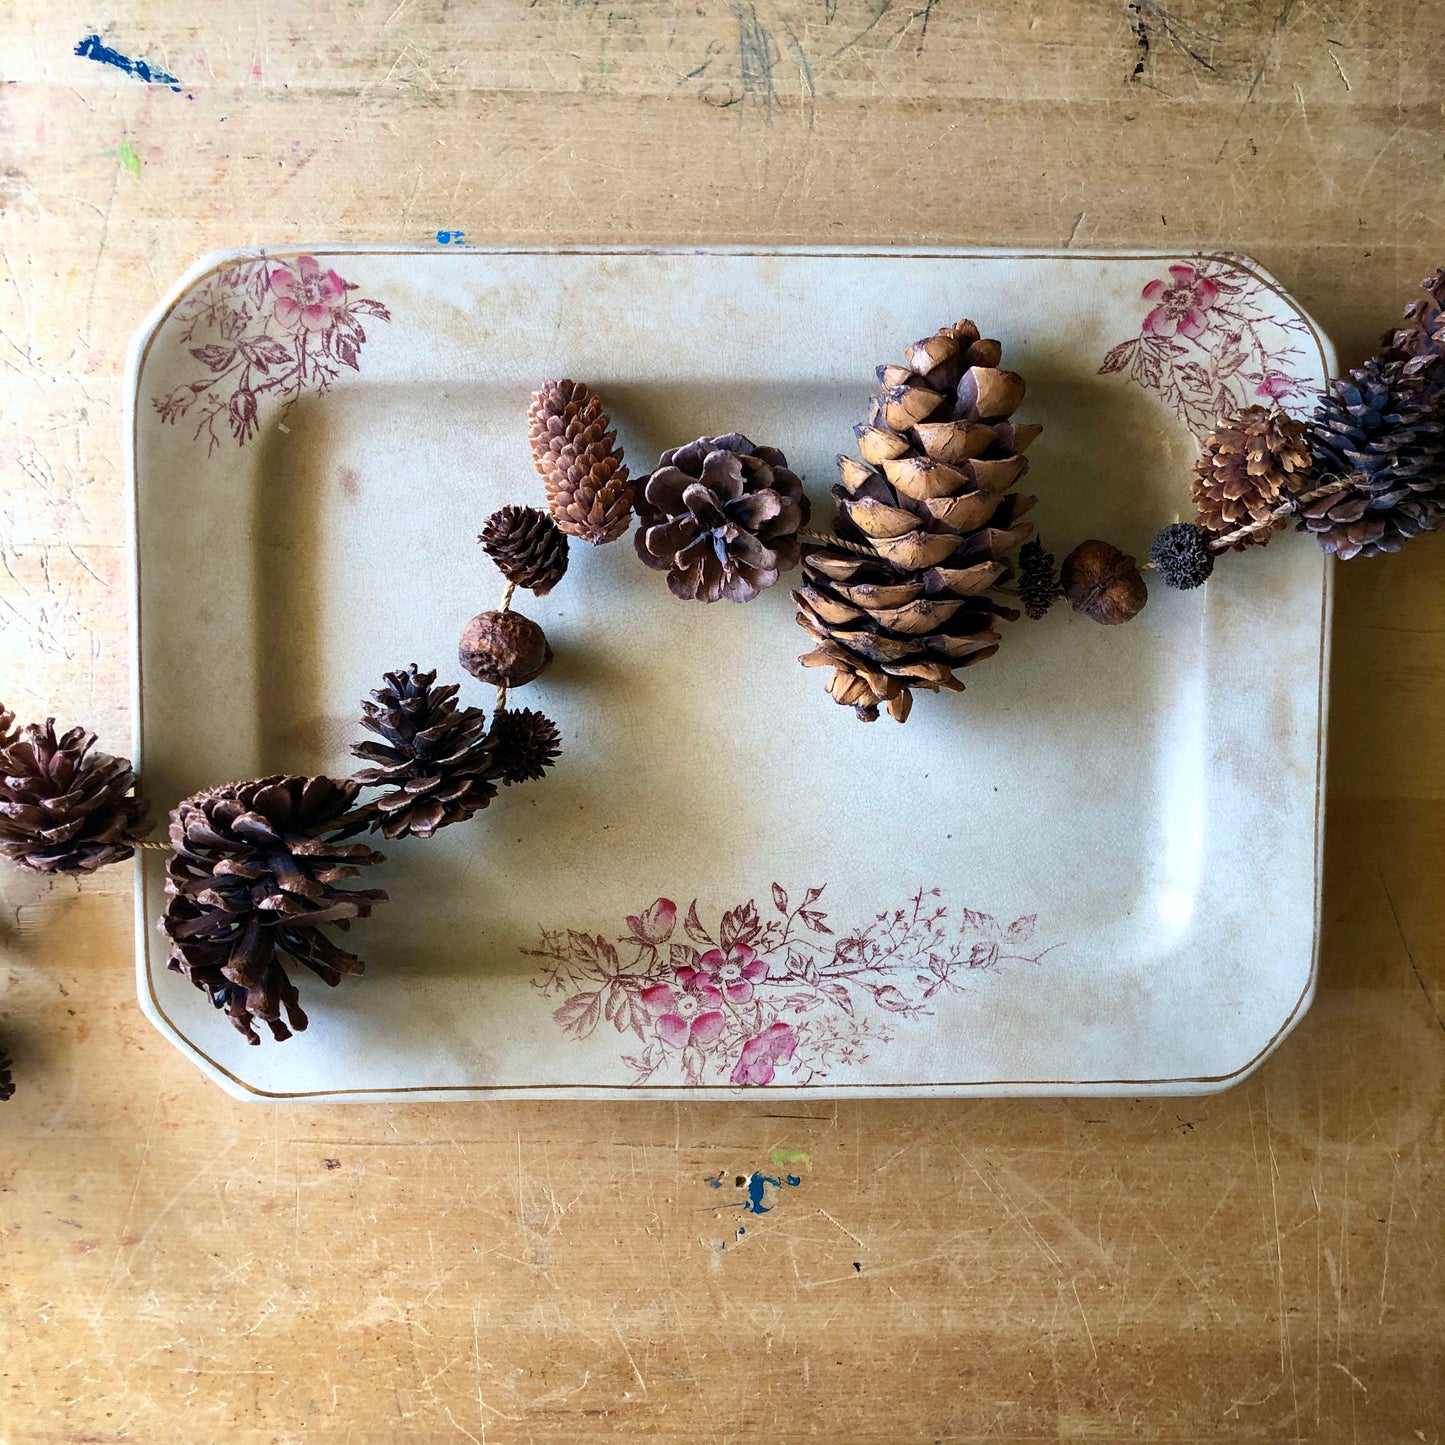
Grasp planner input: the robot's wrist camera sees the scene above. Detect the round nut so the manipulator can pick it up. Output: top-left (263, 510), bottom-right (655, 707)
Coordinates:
top-left (459, 610), bottom-right (554, 688)
top-left (1060, 539), bottom-right (1148, 625)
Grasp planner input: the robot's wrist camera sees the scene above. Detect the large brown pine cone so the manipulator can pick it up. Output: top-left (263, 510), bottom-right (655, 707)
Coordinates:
top-left (1190, 405), bottom-right (1312, 549)
top-left (795, 319), bottom-right (1038, 722)
top-left (634, 434), bottom-right (810, 602)
top-left (528, 379), bottom-right (633, 545)
top-left (0, 720), bottom-right (153, 873)
top-left (1298, 356), bottom-right (1445, 559)
top-left (480, 506), bottom-right (569, 595)
top-left (161, 776), bottom-right (386, 1045)
top-left (351, 665), bottom-right (500, 839)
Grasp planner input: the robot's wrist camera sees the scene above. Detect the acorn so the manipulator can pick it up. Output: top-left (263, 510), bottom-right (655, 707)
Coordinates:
top-left (459, 610), bottom-right (553, 688)
top-left (1060, 540), bottom-right (1148, 625)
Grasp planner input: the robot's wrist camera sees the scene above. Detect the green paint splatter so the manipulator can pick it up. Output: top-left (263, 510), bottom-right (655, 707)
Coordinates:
top-left (771, 1148), bottom-right (812, 1171)
top-left (118, 139), bottom-right (141, 177)
top-left (598, 33), bottom-right (612, 75)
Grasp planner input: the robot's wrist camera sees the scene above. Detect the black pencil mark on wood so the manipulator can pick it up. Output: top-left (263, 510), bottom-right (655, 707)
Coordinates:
top-left (1128, 0), bottom-right (1219, 83)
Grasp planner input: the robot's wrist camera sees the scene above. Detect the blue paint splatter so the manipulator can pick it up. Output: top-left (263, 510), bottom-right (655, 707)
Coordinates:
top-left (703, 1172), bottom-right (724, 1189)
top-left (435, 230), bottom-right (466, 245)
top-left (74, 34), bottom-right (182, 92)
top-left (786, 1173), bottom-right (801, 1186)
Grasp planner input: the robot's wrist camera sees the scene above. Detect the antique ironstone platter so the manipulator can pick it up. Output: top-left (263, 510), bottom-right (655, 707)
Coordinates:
top-left (127, 246), bottom-right (1334, 1101)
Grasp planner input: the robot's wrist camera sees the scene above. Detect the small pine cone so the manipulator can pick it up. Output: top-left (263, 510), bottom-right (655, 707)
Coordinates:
top-left (0, 720), bottom-right (153, 874)
top-left (351, 665), bottom-right (501, 839)
top-left (1015, 539), bottom-right (1060, 619)
top-left (480, 506), bottom-right (569, 595)
top-left (488, 708), bottom-right (562, 784)
top-left (635, 434), bottom-right (810, 602)
top-left (162, 776), bottom-right (387, 1045)
top-left (0, 1040), bottom-right (13, 1102)
top-left (528, 379), bottom-right (633, 545)
top-left (1191, 406), bottom-right (1313, 549)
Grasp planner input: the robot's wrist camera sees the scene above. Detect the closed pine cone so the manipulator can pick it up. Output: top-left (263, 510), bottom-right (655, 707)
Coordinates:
top-left (634, 434), bottom-right (810, 602)
top-left (1297, 356), bottom-right (1445, 559)
top-left (161, 776), bottom-right (386, 1044)
top-left (480, 506), bottom-right (569, 595)
top-left (351, 665), bottom-right (500, 839)
top-left (795, 319), bottom-right (1038, 722)
top-left (528, 379), bottom-right (633, 545)
top-left (0, 719), bottom-right (153, 873)
top-left (1190, 405), bottom-right (1312, 549)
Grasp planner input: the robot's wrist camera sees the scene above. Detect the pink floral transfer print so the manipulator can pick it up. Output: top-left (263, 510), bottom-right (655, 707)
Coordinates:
top-left (1099, 253), bottom-right (1313, 438)
top-left (153, 252), bottom-right (390, 453)
top-left (527, 884), bottom-right (1061, 1087)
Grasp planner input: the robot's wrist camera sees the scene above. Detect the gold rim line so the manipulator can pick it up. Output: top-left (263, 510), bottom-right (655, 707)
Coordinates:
top-left (132, 246), bottom-right (1331, 1099)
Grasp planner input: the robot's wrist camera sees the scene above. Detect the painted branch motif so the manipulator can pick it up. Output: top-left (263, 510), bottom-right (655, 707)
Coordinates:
top-left (527, 885), bottom-right (1060, 1086)
top-left (153, 253), bottom-right (390, 453)
top-left (1099, 253), bottom-right (1314, 437)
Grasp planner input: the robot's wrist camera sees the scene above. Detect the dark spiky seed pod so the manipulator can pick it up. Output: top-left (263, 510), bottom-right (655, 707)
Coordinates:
top-left (1149, 523), bottom-right (1216, 590)
top-left (480, 506), bottom-right (570, 595)
top-left (1015, 539), bottom-right (1061, 619)
top-left (350, 665), bottom-right (501, 839)
top-left (0, 719), bottom-right (153, 874)
top-left (488, 708), bottom-right (562, 784)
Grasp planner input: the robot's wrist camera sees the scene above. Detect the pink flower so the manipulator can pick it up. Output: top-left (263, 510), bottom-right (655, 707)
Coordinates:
top-left (625, 897), bottom-right (677, 946)
top-left (1255, 371), bottom-right (1296, 402)
top-left (680, 943), bottom-right (768, 1005)
top-left (640, 978), bottom-right (724, 1051)
top-left (730, 1022), bottom-right (797, 1086)
top-left (1141, 265), bottom-right (1219, 340)
top-left (269, 255), bottom-right (348, 333)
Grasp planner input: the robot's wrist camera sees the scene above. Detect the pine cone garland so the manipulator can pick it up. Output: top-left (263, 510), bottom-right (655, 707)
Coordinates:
top-left (480, 506), bottom-right (569, 595)
top-left (528, 379), bottom-right (633, 545)
top-left (488, 708), bottom-right (562, 784)
top-left (162, 775), bottom-right (386, 1045)
top-left (1299, 357), bottom-right (1445, 559)
top-left (796, 319), bottom-right (1038, 722)
top-left (351, 666), bottom-right (500, 839)
top-left (0, 720), bottom-right (153, 873)
top-left (1191, 406), bottom-right (1313, 549)
top-left (634, 434), bottom-right (810, 602)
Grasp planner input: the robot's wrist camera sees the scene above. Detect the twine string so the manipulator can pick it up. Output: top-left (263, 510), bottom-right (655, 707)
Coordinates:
top-left (494, 579), bottom-right (517, 716)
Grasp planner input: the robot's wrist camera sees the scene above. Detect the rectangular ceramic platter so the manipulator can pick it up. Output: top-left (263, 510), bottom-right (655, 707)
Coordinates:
top-left (129, 246), bottom-right (1333, 1102)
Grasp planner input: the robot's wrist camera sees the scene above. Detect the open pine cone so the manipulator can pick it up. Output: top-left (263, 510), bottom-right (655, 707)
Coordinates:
top-left (1191, 405), bottom-right (1313, 549)
top-left (1298, 357), bottom-right (1445, 559)
top-left (528, 379), bottom-right (633, 545)
top-left (351, 665), bottom-right (500, 839)
top-left (480, 505), bottom-right (569, 595)
top-left (0, 719), bottom-right (153, 873)
top-left (634, 434), bottom-right (810, 602)
top-left (1380, 268), bottom-right (1445, 385)
top-left (161, 776), bottom-right (386, 1045)
top-left (795, 319), bottom-right (1038, 722)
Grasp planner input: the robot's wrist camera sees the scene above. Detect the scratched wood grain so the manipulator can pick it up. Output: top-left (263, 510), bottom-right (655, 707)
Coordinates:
top-left (1, 1), bottom-right (1442, 1441)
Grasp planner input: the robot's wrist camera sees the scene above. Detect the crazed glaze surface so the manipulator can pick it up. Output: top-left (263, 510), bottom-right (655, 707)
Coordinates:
top-left (128, 246), bottom-right (1333, 1100)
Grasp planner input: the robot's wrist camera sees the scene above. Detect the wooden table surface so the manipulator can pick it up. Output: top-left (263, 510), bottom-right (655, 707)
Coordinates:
top-left (2, 2), bottom-right (1442, 1440)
